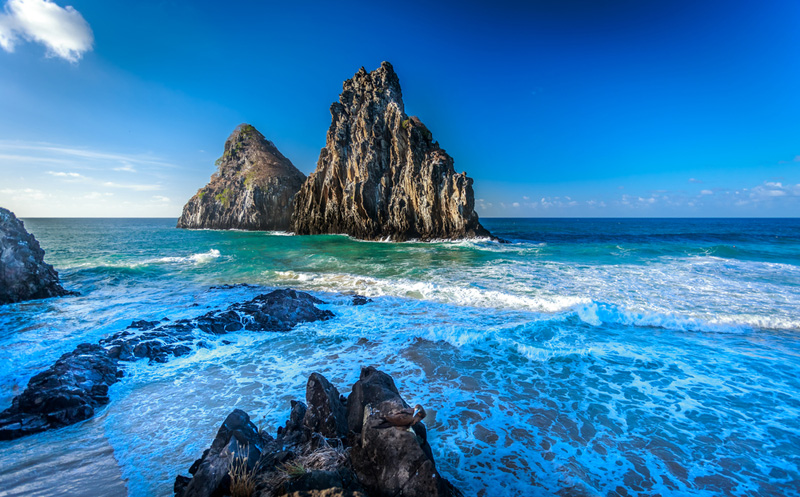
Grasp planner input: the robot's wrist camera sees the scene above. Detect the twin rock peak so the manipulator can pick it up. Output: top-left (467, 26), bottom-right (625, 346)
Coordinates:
top-left (177, 61), bottom-right (492, 241)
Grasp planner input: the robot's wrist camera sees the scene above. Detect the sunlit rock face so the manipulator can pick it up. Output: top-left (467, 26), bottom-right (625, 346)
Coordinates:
top-left (292, 62), bottom-right (491, 241)
top-left (178, 124), bottom-right (306, 231)
top-left (0, 207), bottom-right (71, 305)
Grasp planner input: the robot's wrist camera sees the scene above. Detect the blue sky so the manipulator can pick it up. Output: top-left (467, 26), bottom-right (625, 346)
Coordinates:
top-left (1, 0), bottom-right (799, 217)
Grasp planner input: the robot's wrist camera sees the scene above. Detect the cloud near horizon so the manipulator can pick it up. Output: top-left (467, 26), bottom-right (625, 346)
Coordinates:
top-left (0, 0), bottom-right (93, 62)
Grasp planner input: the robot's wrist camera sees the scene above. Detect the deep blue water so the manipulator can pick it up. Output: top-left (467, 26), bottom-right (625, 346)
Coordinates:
top-left (0, 218), bottom-right (798, 496)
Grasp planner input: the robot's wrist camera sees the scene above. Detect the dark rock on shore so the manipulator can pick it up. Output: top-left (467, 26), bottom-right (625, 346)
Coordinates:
top-left (0, 343), bottom-right (121, 440)
top-left (0, 207), bottom-right (72, 305)
top-left (0, 289), bottom-right (333, 440)
top-left (178, 124), bottom-right (306, 231)
top-left (291, 62), bottom-right (491, 241)
top-left (175, 367), bottom-right (461, 497)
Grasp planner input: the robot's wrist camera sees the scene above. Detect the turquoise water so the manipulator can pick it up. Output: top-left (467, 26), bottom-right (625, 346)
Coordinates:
top-left (0, 218), bottom-right (798, 496)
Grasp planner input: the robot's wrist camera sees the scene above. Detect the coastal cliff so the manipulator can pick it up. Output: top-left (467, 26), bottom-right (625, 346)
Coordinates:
top-left (291, 62), bottom-right (491, 241)
top-left (177, 124), bottom-right (306, 231)
top-left (0, 207), bottom-right (71, 305)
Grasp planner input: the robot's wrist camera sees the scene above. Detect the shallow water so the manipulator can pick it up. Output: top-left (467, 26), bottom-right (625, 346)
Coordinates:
top-left (0, 218), bottom-right (798, 496)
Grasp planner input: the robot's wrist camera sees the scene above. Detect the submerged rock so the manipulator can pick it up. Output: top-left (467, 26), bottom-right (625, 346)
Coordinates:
top-left (292, 62), bottom-right (491, 241)
top-left (0, 207), bottom-right (72, 305)
top-left (0, 289), bottom-right (333, 440)
top-left (175, 368), bottom-right (461, 497)
top-left (178, 124), bottom-right (307, 231)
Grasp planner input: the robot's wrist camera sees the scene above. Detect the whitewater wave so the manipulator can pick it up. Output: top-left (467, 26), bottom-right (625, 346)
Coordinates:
top-left (572, 301), bottom-right (800, 333)
top-left (269, 270), bottom-right (588, 313)
top-left (148, 249), bottom-right (221, 265)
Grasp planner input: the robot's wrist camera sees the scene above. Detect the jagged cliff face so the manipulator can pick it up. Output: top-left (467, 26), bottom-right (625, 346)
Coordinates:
top-left (1, 207), bottom-right (70, 305)
top-left (177, 124), bottom-right (306, 231)
top-left (291, 62), bottom-right (490, 241)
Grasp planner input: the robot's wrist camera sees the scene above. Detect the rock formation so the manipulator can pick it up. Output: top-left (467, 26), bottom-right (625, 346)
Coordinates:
top-left (175, 367), bottom-right (461, 497)
top-left (0, 207), bottom-right (71, 305)
top-left (0, 289), bottom-right (335, 440)
top-left (291, 62), bottom-right (491, 241)
top-left (178, 124), bottom-right (306, 231)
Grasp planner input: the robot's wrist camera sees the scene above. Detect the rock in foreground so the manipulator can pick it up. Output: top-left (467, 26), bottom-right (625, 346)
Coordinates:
top-left (178, 124), bottom-right (306, 231)
top-left (0, 207), bottom-right (71, 305)
top-left (175, 366), bottom-right (461, 497)
top-left (0, 289), bottom-right (333, 440)
top-left (292, 62), bottom-right (491, 241)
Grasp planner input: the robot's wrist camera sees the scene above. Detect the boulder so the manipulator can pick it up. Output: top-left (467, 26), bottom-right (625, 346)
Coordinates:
top-left (177, 409), bottom-right (277, 497)
top-left (345, 366), bottom-right (404, 434)
top-left (178, 124), bottom-right (306, 231)
top-left (303, 373), bottom-right (348, 439)
top-left (0, 207), bottom-right (71, 305)
top-left (347, 367), bottom-right (461, 497)
top-left (292, 62), bottom-right (491, 241)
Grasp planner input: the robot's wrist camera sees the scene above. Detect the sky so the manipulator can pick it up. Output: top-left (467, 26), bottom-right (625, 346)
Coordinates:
top-left (1, 0), bottom-right (799, 218)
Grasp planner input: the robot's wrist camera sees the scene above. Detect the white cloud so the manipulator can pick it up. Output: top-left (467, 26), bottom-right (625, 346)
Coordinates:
top-left (113, 164), bottom-right (137, 173)
top-left (152, 195), bottom-right (170, 203)
top-left (83, 191), bottom-right (112, 199)
top-left (689, 178), bottom-right (702, 184)
top-left (0, 0), bottom-right (93, 62)
top-left (102, 181), bottom-right (161, 191)
top-left (0, 187), bottom-right (47, 200)
top-left (700, 189), bottom-right (713, 195)
top-left (46, 170), bottom-right (82, 178)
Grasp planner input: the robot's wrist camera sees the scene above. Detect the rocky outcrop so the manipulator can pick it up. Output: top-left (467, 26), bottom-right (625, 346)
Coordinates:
top-left (0, 207), bottom-right (71, 305)
top-left (291, 62), bottom-right (491, 241)
top-left (0, 289), bottom-right (333, 440)
top-left (0, 343), bottom-right (121, 440)
top-left (178, 124), bottom-right (306, 231)
top-left (175, 367), bottom-right (461, 497)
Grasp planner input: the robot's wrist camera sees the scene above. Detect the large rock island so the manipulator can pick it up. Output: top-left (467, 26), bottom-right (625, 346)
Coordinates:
top-left (177, 124), bottom-right (306, 231)
top-left (292, 62), bottom-right (491, 241)
top-left (0, 207), bottom-right (71, 305)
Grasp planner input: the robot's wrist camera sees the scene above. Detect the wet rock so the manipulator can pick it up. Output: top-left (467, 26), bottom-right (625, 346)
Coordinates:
top-left (303, 373), bottom-right (348, 439)
top-left (101, 289), bottom-right (334, 364)
top-left (0, 207), bottom-right (73, 305)
top-left (292, 62), bottom-right (492, 241)
top-left (178, 124), bottom-right (306, 231)
top-left (177, 409), bottom-right (277, 497)
top-left (0, 343), bottom-right (120, 440)
top-left (1, 289), bottom-right (334, 440)
top-left (351, 296), bottom-right (371, 306)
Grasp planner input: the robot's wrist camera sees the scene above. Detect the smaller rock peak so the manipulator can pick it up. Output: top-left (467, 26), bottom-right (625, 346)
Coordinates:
top-left (229, 123), bottom-right (260, 143)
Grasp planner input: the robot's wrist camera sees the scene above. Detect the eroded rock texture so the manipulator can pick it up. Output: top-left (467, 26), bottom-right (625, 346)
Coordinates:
top-left (178, 124), bottom-right (306, 230)
top-left (175, 367), bottom-right (461, 497)
top-left (292, 62), bottom-right (490, 241)
top-left (0, 207), bottom-right (71, 305)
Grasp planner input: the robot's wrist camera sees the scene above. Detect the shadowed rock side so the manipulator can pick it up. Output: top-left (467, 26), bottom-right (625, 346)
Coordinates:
top-left (178, 124), bottom-right (306, 230)
top-left (292, 62), bottom-right (491, 241)
top-left (0, 206), bottom-right (72, 305)
top-left (175, 367), bottom-right (461, 497)
top-left (0, 289), bottom-right (334, 440)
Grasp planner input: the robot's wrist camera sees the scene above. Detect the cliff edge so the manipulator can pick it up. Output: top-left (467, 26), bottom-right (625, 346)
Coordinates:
top-left (177, 124), bottom-right (306, 231)
top-left (291, 62), bottom-right (491, 241)
top-left (0, 207), bottom-right (71, 305)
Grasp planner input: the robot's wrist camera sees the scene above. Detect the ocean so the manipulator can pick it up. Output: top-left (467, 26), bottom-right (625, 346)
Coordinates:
top-left (0, 218), bottom-right (798, 496)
